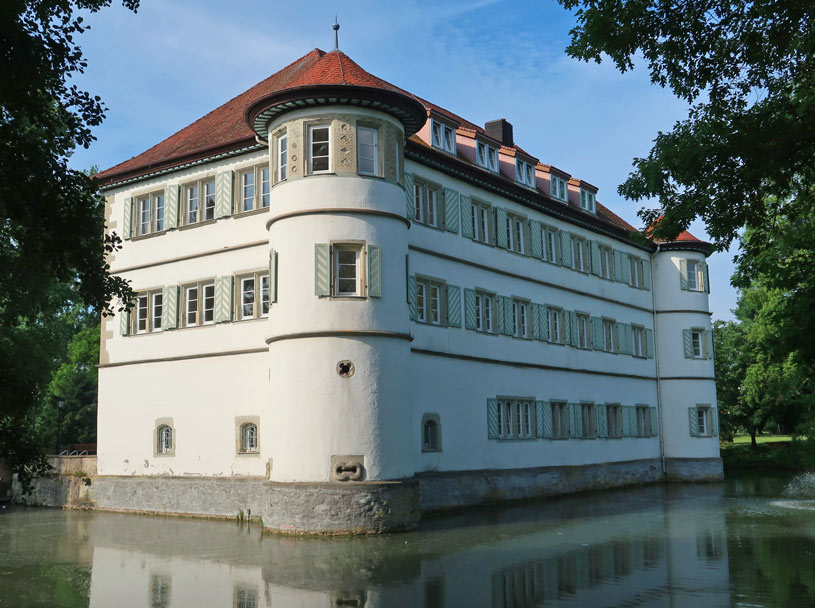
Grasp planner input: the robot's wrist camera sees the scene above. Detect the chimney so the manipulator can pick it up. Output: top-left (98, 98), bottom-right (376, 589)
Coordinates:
top-left (484, 119), bottom-right (513, 147)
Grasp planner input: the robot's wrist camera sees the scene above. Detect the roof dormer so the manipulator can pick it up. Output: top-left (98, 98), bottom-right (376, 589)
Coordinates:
top-left (569, 178), bottom-right (598, 214)
top-left (538, 164), bottom-right (571, 203)
top-left (429, 112), bottom-right (457, 155)
top-left (475, 135), bottom-right (500, 173)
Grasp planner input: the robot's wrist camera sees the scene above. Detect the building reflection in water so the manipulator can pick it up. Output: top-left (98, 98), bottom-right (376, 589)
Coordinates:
top-left (77, 484), bottom-right (730, 608)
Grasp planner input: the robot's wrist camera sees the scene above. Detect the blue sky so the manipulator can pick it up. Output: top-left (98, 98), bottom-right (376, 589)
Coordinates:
top-left (69, 0), bottom-right (739, 320)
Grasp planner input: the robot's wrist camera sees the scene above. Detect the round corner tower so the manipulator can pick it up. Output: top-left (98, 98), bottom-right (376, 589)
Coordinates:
top-left (244, 50), bottom-right (427, 532)
top-left (651, 241), bottom-right (722, 481)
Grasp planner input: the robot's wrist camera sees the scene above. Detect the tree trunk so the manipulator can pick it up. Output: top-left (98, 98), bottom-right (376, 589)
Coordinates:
top-left (750, 429), bottom-right (757, 447)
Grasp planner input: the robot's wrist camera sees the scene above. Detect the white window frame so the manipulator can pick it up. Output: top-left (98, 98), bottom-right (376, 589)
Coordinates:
top-left (182, 280), bottom-right (215, 327)
top-left (414, 180), bottom-right (441, 228)
top-left (599, 245), bottom-right (613, 280)
top-left (550, 175), bottom-right (568, 202)
top-left (512, 299), bottom-right (529, 339)
top-left (476, 141), bottom-right (499, 172)
top-left (332, 244), bottom-right (363, 297)
top-left (422, 414), bottom-right (441, 452)
top-left (308, 124), bottom-right (332, 174)
top-left (276, 131), bottom-right (288, 182)
top-left (239, 423), bottom-right (258, 453)
top-left (471, 200), bottom-right (491, 244)
top-left (237, 165), bottom-right (271, 212)
top-left (603, 318), bottom-right (617, 353)
top-left (691, 329), bottom-right (704, 358)
top-left (416, 277), bottom-right (444, 326)
top-left (579, 188), bottom-right (596, 213)
top-left (430, 118), bottom-right (456, 154)
top-left (607, 404), bottom-right (622, 438)
top-left (237, 271), bottom-right (270, 320)
top-left (133, 289), bottom-right (163, 334)
top-left (157, 425), bottom-right (173, 454)
top-left (551, 402), bottom-right (569, 439)
top-left (636, 405), bottom-right (652, 437)
top-left (548, 307), bottom-right (563, 344)
top-left (687, 260), bottom-right (703, 291)
top-left (543, 226), bottom-right (558, 263)
top-left (696, 406), bottom-right (711, 436)
top-left (135, 191), bottom-right (165, 236)
top-left (632, 325), bottom-right (646, 358)
top-left (496, 399), bottom-right (535, 440)
top-left (515, 158), bottom-right (536, 188)
top-left (474, 291), bottom-right (495, 333)
top-left (357, 125), bottom-right (378, 176)
top-left (183, 178), bottom-right (216, 225)
top-left (581, 403), bottom-right (596, 438)
top-left (506, 213), bottom-right (525, 253)
top-left (576, 313), bottom-right (590, 349)
top-left (629, 256), bottom-right (644, 288)
top-left (572, 236), bottom-right (587, 272)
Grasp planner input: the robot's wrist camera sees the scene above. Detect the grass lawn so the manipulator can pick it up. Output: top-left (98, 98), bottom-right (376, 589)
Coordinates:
top-left (721, 435), bottom-right (815, 472)
top-left (730, 434), bottom-right (794, 445)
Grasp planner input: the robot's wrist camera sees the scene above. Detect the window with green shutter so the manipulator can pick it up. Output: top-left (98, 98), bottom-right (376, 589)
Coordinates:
top-left (443, 187), bottom-right (460, 233)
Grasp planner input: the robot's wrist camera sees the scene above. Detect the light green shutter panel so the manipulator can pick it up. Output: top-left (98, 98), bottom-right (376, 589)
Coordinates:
top-left (446, 285), bottom-right (461, 327)
top-left (618, 323), bottom-right (631, 355)
top-left (500, 296), bottom-right (513, 335)
top-left (522, 221), bottom-right (532, 256)
top-left (688, 407), bottom-right (699, 436)
top-left (269, 248), bottom-right (278, 304)
top-left (460, 195), bottom-right (473, 239)
top-left (646, 328), bottom-right (655, 359)
top-left (569, 403), bottom-right (582, 438)
top-left (629, 407), bottom-right (639, 436)
top-left (122, 197), bottom-right (133, 238)
top-left (529, 220), bottom-right (542, 258)
top-left (408, 275), bottom-right (417, 321)
top-left (495, 208), bottom-right (508, 248)
top-left (541, 402), bottom-right (553, 438)
top-left (679, 259), bottom-right (689, 290)
top-left (487, 399), bottom-right (499, 439)
top-left (531, 303), bottom-right (542, 340)
top-left (643, 259), bottom-right (652, 290)
top-left (562, 310), bottom-right (571, 345)
top-left (569, 311), bottom-right (578, 347)
top-left (621, 253), bottom-right (631, 284)
top-left (614, 250), bottom-right (625, 282)
top-left (621, 406), bottom-right (632, 436)
top-left (596, 404), bottom-right (608, 438)
top-left (367, 245), bottom-right (382, 298)
top-left (215, 170), bottom-right (233, 218)
top-left (214, 276), bottom-right (233, 323)
top-left (650, 407), bottom-right (659, 437)
top-left (495, 296), bottom-right (504, 333)
top-left (464, 288), bottom-right (477, 330)
top-left (404, 172), bottom-right (415, 220)
top-left (703, 262), bottom-right (710, 293)
top-left (592, 316), bottom-right (604, 351)
top-left (119, 308), bottom-right (130, 336)
top-left (443, 188), bottom-right (460, 233)
top-left (162, 285), bottom-right (178, 330)
top-left (683, 329), bottom-right (693, 358)
top-left (705, 328), bottom-right (714, 360)
top-left (590, 240), bottom-right (601, 276)
top-left (559, 231), bottom-right (572, 267)
top-left (712, 408), bottom-right (719, 436)
top-left (164, 185), bottom-right (179, 229)
top-left (314, 243), bottom-right (331, 296)
top-left (538, 304), bottom-right (549, 341)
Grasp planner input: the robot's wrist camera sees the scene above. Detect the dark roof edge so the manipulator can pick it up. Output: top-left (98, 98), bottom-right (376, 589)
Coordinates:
top-left (655, 241), bottom-right (715, 257)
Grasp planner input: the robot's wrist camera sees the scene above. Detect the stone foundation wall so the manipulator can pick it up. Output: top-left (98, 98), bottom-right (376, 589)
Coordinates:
top-left (13, 456), bottom-right (723, 533)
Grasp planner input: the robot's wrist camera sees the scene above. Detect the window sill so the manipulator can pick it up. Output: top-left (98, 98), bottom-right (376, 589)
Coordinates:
top-left (236, 451), bottom-right (260, 457)
top-left (130, 230), bottom-right (168, 241)
top-left (421, 448), bottom-right (442, 453)
top-left (330, 295), bottom-right (368, 301)
top-left (178, 218), bottom-right (217, 231)
top-left (154, 452), bottom-right (175, 457)
top-left (414, 221), bottom-right (445, 232)
top-left (495, 437), bottom-right (536, 442)
top-left (234, 316), bottom-right (269, 323)
top-left (233, 207), bottom-right (269, 219)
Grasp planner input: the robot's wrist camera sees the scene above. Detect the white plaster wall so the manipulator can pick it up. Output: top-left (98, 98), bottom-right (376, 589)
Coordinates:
top-left (97, 354), bottom-right (269, 477)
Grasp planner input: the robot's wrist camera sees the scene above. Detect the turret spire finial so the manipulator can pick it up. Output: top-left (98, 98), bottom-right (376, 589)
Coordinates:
top-left (332, 16), bottom-right (340, 51)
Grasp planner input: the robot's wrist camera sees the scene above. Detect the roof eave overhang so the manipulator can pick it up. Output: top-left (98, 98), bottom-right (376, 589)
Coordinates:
top-left (244, 85), bottom-right (427, 139)
top-left (655, 240), bottom-right (714, 257)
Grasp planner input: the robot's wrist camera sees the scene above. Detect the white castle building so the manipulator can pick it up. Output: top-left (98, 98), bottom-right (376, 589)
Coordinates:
top-left (93, 46), bottom-right (721, 533)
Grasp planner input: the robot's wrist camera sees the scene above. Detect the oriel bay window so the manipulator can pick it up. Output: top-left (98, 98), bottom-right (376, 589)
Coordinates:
top-left (135, 191), bottom-right (164, 236)
top-left (308, 124), bottom-right (331, 174)
top-left (314, 242), bottom-right (381, 299)
top-left (414, 180), bottom-right (441, 228)
top-left (183, 281), bottom-right (215, 326)
top-left (134, 290), bottom-right (163, 334)
top-left (183, 179), bottom-right (216, 225)
top-left (237, 272), bottom-right (270, 319)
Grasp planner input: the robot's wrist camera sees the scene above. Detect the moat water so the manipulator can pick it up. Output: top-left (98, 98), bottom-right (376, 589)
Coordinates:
top-left (2, 474), bottom-right (815, 607)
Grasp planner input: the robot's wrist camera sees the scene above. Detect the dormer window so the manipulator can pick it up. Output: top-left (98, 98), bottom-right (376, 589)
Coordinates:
top-left (580, 188), bottom-right (596, 213)
top-left (515, 158), bottom-right (535, 188)
top-left (551, 175), bottom-right (568, 202)
top-left (430, 118), bottom-right (456, 154)
top-left (476, 141), bottom-right (498, 172)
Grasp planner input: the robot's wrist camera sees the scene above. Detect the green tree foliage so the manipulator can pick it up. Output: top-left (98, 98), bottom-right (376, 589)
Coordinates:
top-left (712, 319), bottom-right (748, 441)
top-left (557, 0), bottom-right (815, 248)
top-left (1, 1), bottom-right (138, 487)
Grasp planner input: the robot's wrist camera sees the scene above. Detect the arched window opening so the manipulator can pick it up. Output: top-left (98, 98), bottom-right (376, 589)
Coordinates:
top-left (157, 425), bottom-right (173, 454)
top-left (240, 423), bottom-right (258, 453)
top-left (422, 416), bottom-right (441, 452)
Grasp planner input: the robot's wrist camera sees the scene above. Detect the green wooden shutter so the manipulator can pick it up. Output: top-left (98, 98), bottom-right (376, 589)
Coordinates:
top-left (531, 303), bottom-right (542, 340)
top-left (538, 304), bottom-right (549, 341)
top-left (162, 285), bottom-right (178, 329)
top-left (683, 329), bottom-right (693, 358)
top-left (679, 259), bottom-right (689, 290)
top-left (164, 185), bottom-right (179, 229)
top-left (495, 208), bottom-right (508, 248)
top-left (646, 328), bottom-right (655, 359)
top-left (214, 276), bottom-right (233, 323)
top-left (314, 243), bottom-right (331, 296)
top-left (535, 400), bottom-right (545, 438)
top-left (487, 399), bottom-right (499, 439)
top-left (629, 407), bottom-right (639, 436)
top-left (705, 328), bottom-right (714, 360)
top-left (464, 288), bottom-right (477, 330)
top-left (269, 248), bottom-right (278, 304)
top-left (500, 296), bottom-right (513, 335)
top-left (559, 231), bottom-right (572, 267)
top-left (367, 245), bottom-right (382, 298)
top-left (569, 311), bottom-right (578, 347)
top-left (119, 308), bottom-right (130, 336)
top-left (460, 195), bottom-right (473, 239)
top-left (541, 402), bottom-right (553, 438)
top-left (592, 317), bottom-right (604, 350)
top-left (444, 188), bottom-right (460, 233)
top-left (688, 407), bottom-right (699, 436)
top-left (703, 262), bottom-right (710, 293)
top-left (596, 404), bottom-right (608, 438)
top-left (614, 250), bottom-right (625, 282)
top-left (215, 170), bottom-right (233, 218)
top-left (621, 254), bottom-right (631, 284)
top-left (590, 240), bottom-right (601, 276)
top-left (569, 403), bottom-right (582, 438)
top-left (408, 275), bottom-right (417, 321)
top-left (122, 197), bottom-right (132, 239)
top-left (446, 285), bottom-right (461, 327)
top-left (650, 407), bottom-right (659, 437)
top-left (643, 259), bottom-right (652, 290)
top-left (619, 323), bottom-right (631, 355)
top-left (523, 220), bottom-right (532, 256)
top-left (404, 173), bottom-right (415, 219)
top-left (621, 406), bottom-right (632, 436)
top-left (712, 408), bottom-right (719, 436)
top-left (529, 220), bottom-right (542, 258)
